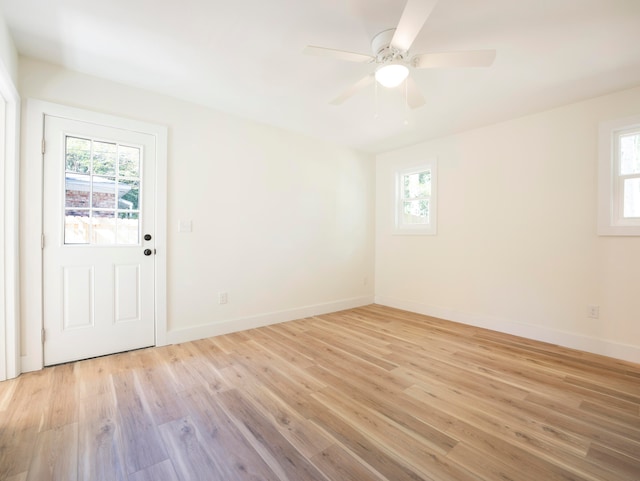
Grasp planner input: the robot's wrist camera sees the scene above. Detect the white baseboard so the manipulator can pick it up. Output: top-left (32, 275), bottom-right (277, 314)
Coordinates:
top-left (374, 296), bottom-right (640, 364)
top-left (165, 295), bottom-right (375, 345)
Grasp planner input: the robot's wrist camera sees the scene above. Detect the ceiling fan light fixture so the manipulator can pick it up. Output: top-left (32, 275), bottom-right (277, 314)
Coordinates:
top-left (375, 62), bottom-right (409, 88)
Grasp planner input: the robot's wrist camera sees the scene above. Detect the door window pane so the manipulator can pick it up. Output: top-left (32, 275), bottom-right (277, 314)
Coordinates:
top-left (63, 135), bottom-right (142, 245)
top-left (119, 145), bottom-right (140, 177)
top-left (117, 212), bottom-right (139, 244)
top-left (92, 176), bottom-right (117, 208)
top-left (92, 210), bottom-right (117, 245)
top-left (65, 210), bottom-right (90, 244)
top-left (118, 179), bottom-right (140, 210)
top-left (65, 174), bottom-right (91, 208)
top-left (65, 137), bottom-right (92, 174)
top-left (93, 141), bottom-right (117, 176)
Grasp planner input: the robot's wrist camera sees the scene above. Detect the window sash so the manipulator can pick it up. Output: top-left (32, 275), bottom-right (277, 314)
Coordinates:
top-left (394, 162), bottom-right (437, 235)
top-left (614, 131), bottom-right (640, 225)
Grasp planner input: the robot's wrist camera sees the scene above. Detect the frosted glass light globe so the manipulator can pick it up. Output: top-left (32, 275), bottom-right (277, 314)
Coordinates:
top-left (375, 63), bottom-right (409, 88)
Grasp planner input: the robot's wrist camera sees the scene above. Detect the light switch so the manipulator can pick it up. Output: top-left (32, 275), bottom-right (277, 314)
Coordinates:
top-left (178, 220), bottom-right (193, 233)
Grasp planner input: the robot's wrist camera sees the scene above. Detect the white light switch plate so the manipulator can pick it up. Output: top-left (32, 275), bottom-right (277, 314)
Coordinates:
top-left (178, 220), bottom-right (193, 233)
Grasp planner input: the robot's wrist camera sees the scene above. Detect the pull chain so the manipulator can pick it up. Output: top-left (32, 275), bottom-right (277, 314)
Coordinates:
top-left (374, 79), bottom-right (379, 119)
top-left (403, 78), bottom-right (409, 126)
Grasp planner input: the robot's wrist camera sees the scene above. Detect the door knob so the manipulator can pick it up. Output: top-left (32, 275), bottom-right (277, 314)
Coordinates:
top-left (144, 249), bottom-right (152, 256)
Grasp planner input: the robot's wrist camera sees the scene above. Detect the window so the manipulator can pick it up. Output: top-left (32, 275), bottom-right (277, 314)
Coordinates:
top-left (598, 116), bottom-right (640, 235)
top-left (394, 161), bottom-right (437, 235)
top-left (64, 135), bottom-right (142, 245)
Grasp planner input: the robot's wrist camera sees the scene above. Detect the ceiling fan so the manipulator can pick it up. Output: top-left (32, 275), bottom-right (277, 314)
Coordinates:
top-left (303, 0), bottom-right (496, 108)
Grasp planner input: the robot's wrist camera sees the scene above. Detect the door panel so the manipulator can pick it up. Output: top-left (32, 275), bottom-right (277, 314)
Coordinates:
top-left (43, 115), bottom-right (156, 366)
top-left (114, 264), bottom-right (140, 323)
top-left (62, 265), bottom-right (94, 330)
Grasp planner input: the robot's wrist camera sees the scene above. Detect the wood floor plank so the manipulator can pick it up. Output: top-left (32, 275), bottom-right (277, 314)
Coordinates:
top-left (78, 391), bottom-right (127, 481)
top-left (158, 416), bottom-right (225, 481)
top-left (111, 370), bottom-right (167, 474)
top-left (523, 392), bottom-right (640, 455)
top-left (41, 363), bottom-right (78, 430)
top-left (155, 343), bottom-right (211, 393)
top-left (446, 442), bottom-right (542, 481)
top-left (396, 366), bottom-right (592, 456)
top-left (129, 459), bottom-right (180, 481)
top-left (312, 388), bottom-right (479, 481)
top-left (133, 354), bottom-right (186, 426)
top-left (311, 443), bottom-right (389, 481)
top-left (0, 370), bottom-right (52, 478)
top-left (226, 364), bottom-right (334, 458)
top-left (587, 442), bottom-right (640, 479)
top-left (578, 399), bottom-right (640, 428)
top-left (406, 383), bottom-right (636, 481)
top-left (308, 402), bottom-right (431, 481)
top-left (0, 378), bottom-right (17, 412)
top-left (240, 338), bottom-right (327, 392)
top-left (76, 355), bottom-right (113, 400)
top-left (187, 338), bottom-right (233, 370)
top-left (306, 364), bottom-right (457, 451)
top-left (246, 328), bottom-right (316, 369)
top-left (4, 473), bottom-right (27, 481)
top-left (2, 304), bottom-right (639, 481)
top-left (263, 325), bottom-right (319, 364)
top-left (176, 342), bottom-right (232, 393)
top-left (179, 386), bottom-right (281, 481)
top-left (217, 389), bottom-right (329, 481)
top-left (25, 423), bottom-right (78, 481)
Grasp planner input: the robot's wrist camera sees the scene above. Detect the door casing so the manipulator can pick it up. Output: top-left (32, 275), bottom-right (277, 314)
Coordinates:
top-left (0, 65), bottom-right (19, 381)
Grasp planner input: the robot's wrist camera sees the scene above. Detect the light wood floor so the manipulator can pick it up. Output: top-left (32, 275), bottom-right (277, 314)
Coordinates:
top-left (1, 305), bottom-right (639, 481)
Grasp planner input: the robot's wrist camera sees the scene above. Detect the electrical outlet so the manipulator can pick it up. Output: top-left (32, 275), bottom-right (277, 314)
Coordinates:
top-left (218, 292), bottom-right (228, 305)
top-left (587, 305), bottom-right (599, 319)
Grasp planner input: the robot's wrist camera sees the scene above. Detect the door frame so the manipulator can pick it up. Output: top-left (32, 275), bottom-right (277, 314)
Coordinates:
top-left (0, 61), bottom-right (19, 381)
top-left (22, 100), bottom-right (168, 372)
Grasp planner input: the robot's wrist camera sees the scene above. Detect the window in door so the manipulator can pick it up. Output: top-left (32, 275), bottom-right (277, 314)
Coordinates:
top-left (64, 136), bottom-right (142, 245)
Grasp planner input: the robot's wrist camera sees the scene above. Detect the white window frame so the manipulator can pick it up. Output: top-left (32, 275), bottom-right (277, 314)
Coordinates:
top-left (598, 115), bottom-right (640, 236)
top-left (393, 160), bottom-right (437, 235)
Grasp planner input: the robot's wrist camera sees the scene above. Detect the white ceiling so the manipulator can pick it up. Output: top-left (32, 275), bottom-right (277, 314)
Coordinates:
top-left (2, 0), bottom-right (640, 153)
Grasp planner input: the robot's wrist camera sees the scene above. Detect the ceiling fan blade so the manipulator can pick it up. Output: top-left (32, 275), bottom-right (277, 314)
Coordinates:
top-left (406, 77), bottom-right (426, 109)
top-left (413, 50), bottom-right (496, 69)
top-left (391, 0), bottom-right (439, 52)
top-left (330, 74), bottom-right (375, 105)
top-left (303, 46), bottom-right (373, 63)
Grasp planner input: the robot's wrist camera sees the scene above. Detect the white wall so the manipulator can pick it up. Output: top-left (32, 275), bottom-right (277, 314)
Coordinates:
top-left (19, 57), bottom-right (375, 370)
top-left (0, 11), bottom-right (17, 85)
top-left (376, 85), bottom-right (640, 363)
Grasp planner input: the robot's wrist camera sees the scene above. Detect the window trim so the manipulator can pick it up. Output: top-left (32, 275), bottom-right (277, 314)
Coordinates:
top-left (598, 115), bottom-right (640, 236)
top-left (393, 160), bottom-right (437, 236)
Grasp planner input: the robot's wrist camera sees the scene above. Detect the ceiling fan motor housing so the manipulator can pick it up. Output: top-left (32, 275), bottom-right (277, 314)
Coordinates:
top-left (371, 29), bottom-right (407, 64)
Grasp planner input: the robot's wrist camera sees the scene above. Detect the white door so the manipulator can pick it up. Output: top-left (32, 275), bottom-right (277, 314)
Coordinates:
top-left (43, 115), bottom-right (156, 365)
